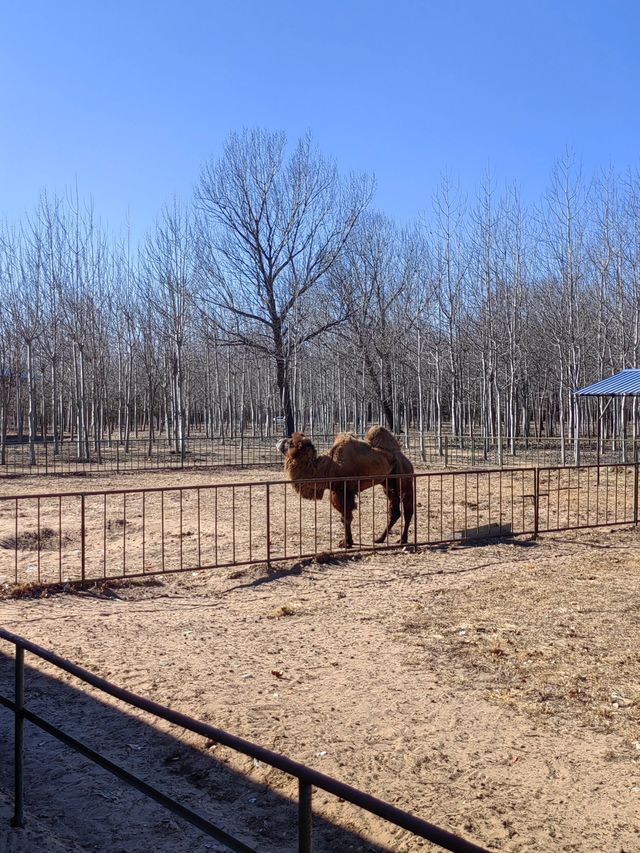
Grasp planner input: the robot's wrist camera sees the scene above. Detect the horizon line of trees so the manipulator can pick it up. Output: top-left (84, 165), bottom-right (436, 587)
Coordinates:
top-left (2, 130), bottom-right (640, 466)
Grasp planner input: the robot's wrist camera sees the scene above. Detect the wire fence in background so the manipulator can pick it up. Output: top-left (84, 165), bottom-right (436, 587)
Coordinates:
top-left (0, 433), bottom-right (637, 478)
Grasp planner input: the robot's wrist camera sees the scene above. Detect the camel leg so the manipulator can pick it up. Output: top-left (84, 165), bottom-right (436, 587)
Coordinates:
top-left (332, 487), bottom-right (356, 548)
top-left (374, 481), bottom-right (401, 543)
top-left (399, 478), bottom-right (414, 544)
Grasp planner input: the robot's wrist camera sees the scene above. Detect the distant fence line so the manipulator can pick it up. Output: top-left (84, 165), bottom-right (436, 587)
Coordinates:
top-left (0, 433), bottom-right (638, 477)
top-left (1, 462), bottom-right (636, 587)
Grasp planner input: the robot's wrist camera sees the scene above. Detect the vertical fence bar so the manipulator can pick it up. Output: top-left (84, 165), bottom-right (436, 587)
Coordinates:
top-left (180, 490), bottom-right (184, 570)
top-left (80, 494), bottom-right (86, 587)
top-left (37, 498), bottom-right (41, 582)
top-left (11, 645), bottom-right (25, 828)
top-left (452, 474), bottom-right (456, 539)
top-left (298, 780), bottom-right (313, 853)
top-left (370, 476), bottom-right (376, 547)
top-left (197, 488), bottom-right (201, 567)
top-left (58, 496), bottom-right (63, 582)
top-left (265, 483), bottom-right (271, 569)
top-left (343, 480), bottom-right (348, 549)
top-left (14, 497), bottom-right (18, 583)
top-left (142, 492), bottom-right (147, 573)
top-left (285, 482), bottom-right (289, 559)
top-left (534, 468), bottom-right (539, 538)
top-left (123, 493), bottom-right (127, 576)
top-left (413, 475), bottom-right (418, 548)
top-left (634, 462), bottom-right (639, 526)
top-left (248, 485), bottom-right (253, 563)
top-left (214, 487), bottom-right (218, 566)
top-left (161, 491), bottom-right (165, 573)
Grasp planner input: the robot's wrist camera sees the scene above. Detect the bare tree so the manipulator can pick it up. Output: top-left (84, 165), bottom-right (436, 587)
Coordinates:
top-left (196, 129), bottom-right (372, 436)
top-left (143, 200), bottom-right (196, 456)
top-left (4, 225), bottom-right (45, 464)
top-left (334, 213), bottom-right (421, 431)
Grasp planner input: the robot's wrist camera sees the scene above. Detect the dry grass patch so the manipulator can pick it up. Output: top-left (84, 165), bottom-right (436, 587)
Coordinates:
top-left (401, 539), bottom-right (640, 744)
top-left (267, 601), bottom-right (304, 619)
top-left (0, 527), bottom-right (73, 551)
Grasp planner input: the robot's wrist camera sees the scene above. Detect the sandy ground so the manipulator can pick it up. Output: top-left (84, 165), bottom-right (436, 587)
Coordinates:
top-left (0, 525), bottom-right (639, 851)
top-left (0, 465), bottom-right (636, 588)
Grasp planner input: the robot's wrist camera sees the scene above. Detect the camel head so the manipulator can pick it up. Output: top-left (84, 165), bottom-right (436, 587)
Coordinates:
top-left (277, 432), bottom-right (327, 499)
top-left (277, 432), bottom-right (316, 462)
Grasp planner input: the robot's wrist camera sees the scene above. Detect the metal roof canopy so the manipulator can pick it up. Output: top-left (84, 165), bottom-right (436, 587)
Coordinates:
top-left (575, 369), bottom-right (640, 397)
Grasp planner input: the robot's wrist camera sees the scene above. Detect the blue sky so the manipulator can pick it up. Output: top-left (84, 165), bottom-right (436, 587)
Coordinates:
top-left (2, 0), bottom-right (639, 240)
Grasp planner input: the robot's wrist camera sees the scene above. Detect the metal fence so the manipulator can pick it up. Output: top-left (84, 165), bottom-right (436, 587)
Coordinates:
top-left (0, 436), bottom-right (285, 476)
top-left (536, 462), bottom-right (638, 532)
top-left (1, 433), bottom-right (638, 478)
top-left (1, 463), bottom-right (636, 587)
top-left (0, 628), bottom-right (487, 852)
top-left (411, 434), bottom-right (639, 470)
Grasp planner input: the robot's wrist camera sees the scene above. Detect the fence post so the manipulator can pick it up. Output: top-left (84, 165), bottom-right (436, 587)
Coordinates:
top-left (11, 646), bottom-right (25, 828)
top-left (80, 494), bottom-right (86, 587)
top-left (265, 484), bottom-right (271, 569)
top-left (298, 780), bottom-right (313, 852)
top-left (444, 435), bottom-right (448, 468)
top-left (471, 436), bottom-right (475, 468)
top-left (413, 474), bottom-right (418, 550)
top-left (44, 440), bottom-right (48, 475)
top-left (533, 468), bottom-right (539, 539)
top-left (634, 462), bottom-right (639, 526)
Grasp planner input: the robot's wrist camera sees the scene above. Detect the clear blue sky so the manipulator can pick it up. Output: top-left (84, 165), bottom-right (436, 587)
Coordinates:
top-left (2, 0), bottom-right (639, 239)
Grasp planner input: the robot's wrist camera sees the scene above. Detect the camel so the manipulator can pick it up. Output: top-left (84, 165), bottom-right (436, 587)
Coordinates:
top-left (276, 426), bottom-right (414, 548)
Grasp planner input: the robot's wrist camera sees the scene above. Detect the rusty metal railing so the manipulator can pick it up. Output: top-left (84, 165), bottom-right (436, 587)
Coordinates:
top-left (0, 628), bottom-right (488, 852)
top-left (0, 463), bottom-right (637, 587)
top-left (536, 463), bottom-right (638, 532)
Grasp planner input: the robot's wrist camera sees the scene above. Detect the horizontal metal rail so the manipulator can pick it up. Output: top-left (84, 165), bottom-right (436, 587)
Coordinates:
top-left (0, 628), bottom-right (488, 852)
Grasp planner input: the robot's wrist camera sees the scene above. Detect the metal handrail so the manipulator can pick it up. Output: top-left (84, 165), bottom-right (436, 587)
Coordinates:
top-left (0, 628), bottom-right (488, 852)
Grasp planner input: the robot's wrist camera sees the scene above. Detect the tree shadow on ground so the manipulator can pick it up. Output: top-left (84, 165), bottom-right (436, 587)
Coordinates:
top-left (0, 650), bottom-right (398, 853)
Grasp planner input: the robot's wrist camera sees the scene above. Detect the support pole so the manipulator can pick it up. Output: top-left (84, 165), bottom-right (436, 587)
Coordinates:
top-left (11, 646), bottom-right (25, 828)
top-left (298, 780), bottom-right (312, 852)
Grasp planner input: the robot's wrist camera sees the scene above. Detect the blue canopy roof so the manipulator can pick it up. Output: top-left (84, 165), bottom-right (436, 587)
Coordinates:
top-left (575, 369), bottom-right (640, 396)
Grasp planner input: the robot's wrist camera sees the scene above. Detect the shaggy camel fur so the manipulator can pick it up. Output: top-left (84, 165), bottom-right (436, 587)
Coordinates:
top-left (276, 426), bottom-right (414, 548)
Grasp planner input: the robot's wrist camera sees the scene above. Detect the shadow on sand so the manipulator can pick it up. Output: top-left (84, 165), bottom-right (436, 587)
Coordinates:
top-left (0, 650), bottom-right (397, 852)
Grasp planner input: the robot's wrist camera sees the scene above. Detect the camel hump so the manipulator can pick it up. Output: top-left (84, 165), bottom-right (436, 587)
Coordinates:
top-left (327, 432), bottom-right (389, 473)
top-left (290, 432), bottom-right (311, 448)
top-left (364, 425), bottom-right (402, 455)
top-left (365, 426), bottom-right (414, 475)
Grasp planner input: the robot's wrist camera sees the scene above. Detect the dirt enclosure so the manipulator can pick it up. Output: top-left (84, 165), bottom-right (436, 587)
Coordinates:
top-left (1, 514), bottom-right (640, 851)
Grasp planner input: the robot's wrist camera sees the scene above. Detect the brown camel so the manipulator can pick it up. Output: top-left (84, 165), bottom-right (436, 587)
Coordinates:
top-left (276, 426), bottom-right (414, 548)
